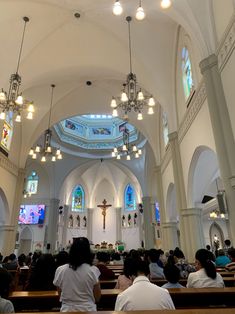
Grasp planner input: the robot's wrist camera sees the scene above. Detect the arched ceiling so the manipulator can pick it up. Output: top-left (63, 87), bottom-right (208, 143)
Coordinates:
top-left (0, 0), bottom-right (215, 167)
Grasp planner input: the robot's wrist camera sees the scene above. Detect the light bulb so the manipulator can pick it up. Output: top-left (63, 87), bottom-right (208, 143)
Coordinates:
top-left (122, 144), bottom-right (127, 151)
top-left (0, 112), bottom-right (6, 120)
top-left (117, 154), bottom-right (121, 160)
top-left (132, 145), bottom-right (137, 152)
top-left (29, 148), bottom-right (34, 156)
top-left (114, 147), bottom-right (118, 153)
top-left (112, 151), bottom-right (116, 157)
top-left (52, 156), bottom-right (56, 162)
top-left (15, 95), bottom-right (24, 105)
top-left (135, 152), bottom-right (139, 158)
top-left (15, 114), bottom-right (21, 122)
top-left (56, 149), bottom-right (61, 156)
top-left (137, 90), bottom-right (144, 100)
top-left (32, 153), bottom-right (37, 160)
top-left (113, 0), bottom-right (123, 16)
top-left (46, 146), bottom-right (52, 153)
top-left (136, 5), bottom-right (145, 21)
top-left (27, 103), bottom-right (35, 112)
top-left (221, 213), bottom-right (225, 218)
top-left (121, 91), bottom-right (128, 102)
top-left (26, 112), bottom-right (33, 119)
top-left (148, 96), bottom-right (155, 106)
top-left (126, 155), bottom-right (131, 160)
top-left (110, 97), bottom-right (117, 108)
top-left (148, 107), bottom-right (154, 115)
top-left (41, 156), bottom-right (46, 162)
top-left (57, 154), bottom-right (62, 160)
top-left (112, 109), bottom-right (118, 117)
top-left (138, 149), bottom-right (142, 155)
top-left (161, 0), bottom-right (172, 9)
top-left (35, 145), bottom-right (41, 153)
top-left (0, 90), bottom-right (6, 102)
top-left (24, 193), bottom-right (27, 199)
top-left (137, 112), bottom-right (143, 120)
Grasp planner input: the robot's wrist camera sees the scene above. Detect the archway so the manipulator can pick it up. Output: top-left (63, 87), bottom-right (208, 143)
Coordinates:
top-left (209, 222), bottom-right (224, 251)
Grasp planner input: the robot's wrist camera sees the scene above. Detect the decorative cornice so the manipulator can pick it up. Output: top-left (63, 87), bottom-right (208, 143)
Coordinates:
top-left (0, 152), bottom-right (18, 176)
top-left (160, 145), bottom-right (172, 173)
top-left (217, 13), bottom-right (235, 71)
top-left (178, 80), bottom-right (206, 143)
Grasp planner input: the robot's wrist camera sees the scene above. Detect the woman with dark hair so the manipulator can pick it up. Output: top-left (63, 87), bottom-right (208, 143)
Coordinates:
top-left (187, 249), bottom-right (224, 288)
top-left (115, 257), bottom-right (133, 291)
top-left (53, 237), bottom-right (101, 312)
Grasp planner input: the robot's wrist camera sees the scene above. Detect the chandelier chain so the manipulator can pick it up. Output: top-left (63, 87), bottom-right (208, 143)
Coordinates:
top-left (48, 84), bottom-right (55, 129)
top-left (16, 17), bottom-right (29, 75)
top-left (127, 16), bottom-right (133, 74)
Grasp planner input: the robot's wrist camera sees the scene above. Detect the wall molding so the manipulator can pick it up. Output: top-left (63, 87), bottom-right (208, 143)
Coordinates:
top-left (0, 153), bottom-right (18, 177)
top-left (160, 145), bottom-right (171, 173)
top-left (217, 13), bottom-right (235, 71)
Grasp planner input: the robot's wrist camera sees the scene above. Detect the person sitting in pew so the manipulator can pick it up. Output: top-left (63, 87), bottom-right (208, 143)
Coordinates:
top-left (215, 249), bottom-right (231, 267)
top-left (115, 257), bottom-right (133, 291)
top-left (225, 248), bottom-right (235, 271)
top-left (114, 259), bottom-right (175, 311)
top-left (0, 268), bottom-right (14, 313)
top-left (187, 249), bottom-right (224, 288)
top-left (148, 249), bottom-right (165, 279)
top-left (96, 252), bottom-right (115, 280)
top-left (162, 261), bottom-right (185, 289)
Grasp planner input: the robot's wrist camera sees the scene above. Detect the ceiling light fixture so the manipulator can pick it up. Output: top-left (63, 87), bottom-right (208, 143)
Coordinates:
top-left (29, 85), bottom-right (62, 162)
top-left (113, 0), bottom-right (123, 16)
top-left (113, 1), bottom-right (145, 20)
top-left (135, 1), bottom-right (145, 21)
top-left (161, 0), bottom-right (172, 9)
top-left (0, 17), bottom-right (35, 123)
top-left (110, 16), bottom-right (155, 121)
top-left (111, 126), bottom-right (142, 160)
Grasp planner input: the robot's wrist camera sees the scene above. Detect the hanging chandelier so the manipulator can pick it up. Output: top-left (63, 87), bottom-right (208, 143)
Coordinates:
top-left (113, 1), bottom-right (146, 21)
top-left (0, 17), bottom-right (35, 123)
top-left (111, 126), bottom-right (142, 160)
top-left (29, 85), bottom-right (62, 162)
top-left (110, 16), bottom-right (155, 121)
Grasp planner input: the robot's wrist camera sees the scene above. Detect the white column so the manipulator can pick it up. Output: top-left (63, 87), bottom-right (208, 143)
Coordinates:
top-left (61, 205), bottom-right (69, 249)
top-left (0, 225), bottom-right (15, 256)
top-left (161, 222), bottom-right (179, 251)
top-left (87, 208), bottom-right (93, 242)
top-left (47, 198), bottom-right (60, 253)
top-left (200, 54), bottom-right (235, 245)
top-left (181, 208), bottom-right (205, 262)
top-left (115, 207), bottom-right (122, 242)
top-left (168, 132), bottom-right (187, 255)
top-left (142, 196), bottom-right (155, 249)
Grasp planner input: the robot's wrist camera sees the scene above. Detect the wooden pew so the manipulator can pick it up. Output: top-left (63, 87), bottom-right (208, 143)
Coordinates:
top-left (218, 271), bottom-right (235, 277)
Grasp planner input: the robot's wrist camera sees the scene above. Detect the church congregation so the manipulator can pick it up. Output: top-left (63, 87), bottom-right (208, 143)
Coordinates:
top-left (1, 0), bottom-right (235, 313)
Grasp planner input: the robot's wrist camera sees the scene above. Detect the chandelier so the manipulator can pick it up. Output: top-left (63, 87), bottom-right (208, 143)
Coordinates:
top-left (209, 210), bottom-right (225, 219)
top-left (0, 17), bottom-right (35, 123)
top-left (110, 16), bottom-right (155, 121)
top-left (29, 85), bottom-right (62, 162)
top-left (111, 126), bottom-right (142, 160)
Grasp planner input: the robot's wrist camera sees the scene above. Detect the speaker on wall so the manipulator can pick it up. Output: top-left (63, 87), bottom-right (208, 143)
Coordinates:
top-left (217, 191), bottom-right (227, 214)
top-left (46, 243), bottom-right (51, 250)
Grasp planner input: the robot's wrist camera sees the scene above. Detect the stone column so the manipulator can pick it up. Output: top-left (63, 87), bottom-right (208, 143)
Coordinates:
top-left (200, 54), bottom-right (235, 245)
top-left (142, 196), bottom-right (155, 249)
top-left (161, 222), bottom-right (179, 251)
top-left (168, 132), bottom-right (187, 255)
top-left (115, 207), bottom-right (122, 242)
top-left (47, 198), bottom-right (60, 253)
top-left (61, 205), bottom-right (69, 249)
top-left (0, 225), bottom-right (16, 256)
top-left (87, 208), bottom-right (93, 242)
top-left (3, 168), bottom-right (25, 255)
top-left (181, 208), bottom-right (205, 262)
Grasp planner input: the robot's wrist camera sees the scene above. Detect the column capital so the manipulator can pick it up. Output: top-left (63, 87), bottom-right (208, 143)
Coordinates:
top-left (161, 221), bottom-right (178, 229)
top-left (181, 207), bottom-right (202, 217)
top-left (168, 131), bottom-right (178, 142)
top-left (199, 54), bottom-right (218, 75)
top-left (154, 165), bottom-right (161, 174)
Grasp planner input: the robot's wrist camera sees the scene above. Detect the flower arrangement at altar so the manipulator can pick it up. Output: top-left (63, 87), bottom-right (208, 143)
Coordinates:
top-left (115, 240), bottom-right (125, 252)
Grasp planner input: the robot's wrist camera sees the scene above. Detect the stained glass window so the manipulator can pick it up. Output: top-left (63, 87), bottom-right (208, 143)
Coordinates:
top-left (124, 184), bottom-right (136, 211)
top-left (0, 112), bottom-right (13, 152)
top-left (72, 185), bottom-right (85, 212)
top-left (26, 171), bottom-right (39, 194)
top-left (162, 112), bottom-right (169, 147)
top-left (182, 47), bottom-right (194, 100)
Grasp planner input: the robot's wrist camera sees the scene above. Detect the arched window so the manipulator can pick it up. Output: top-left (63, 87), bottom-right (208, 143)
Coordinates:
top-left (26, 171), bottom-right (39, 194)
top-left (0, 112), bottom-right (13, 154)
top-left (72, 185), bottom-right (85, 212)
top-left (182, 47), bottom-right (194, 100)
top-left (162, 112), bottom-right (169, 147)
top-left (124, 184), bottom-right (136, 211)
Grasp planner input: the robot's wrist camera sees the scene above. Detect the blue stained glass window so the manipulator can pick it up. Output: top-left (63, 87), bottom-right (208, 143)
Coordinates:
top-left (155, 202), bottom-right (161, 225)
top-left (26, 171), bottom-right (39, 194)
top-left (72, 185), bottom-right (85, 212)
top-left (124, 184), bottom-right (136, 211)
top-left (182, 47), bottom-right (194, 100)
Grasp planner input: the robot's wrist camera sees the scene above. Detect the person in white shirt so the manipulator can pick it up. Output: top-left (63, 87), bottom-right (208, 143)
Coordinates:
top-left (187, 248), bottom-right (224, 288)
top-left (53, 237), bottom-right (101, 312)
top-left (0, 268), bottom-right (14, 313)
top-left (115, 259), bottom-right (175, 311)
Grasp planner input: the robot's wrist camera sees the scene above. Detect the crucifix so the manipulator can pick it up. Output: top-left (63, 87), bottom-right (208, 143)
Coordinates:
top-left (97, 199), bottom-right (112, 230)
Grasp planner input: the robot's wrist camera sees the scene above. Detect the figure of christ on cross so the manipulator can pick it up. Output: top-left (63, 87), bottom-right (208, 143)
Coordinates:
top-left (97, 199), bottom-right (112, 230)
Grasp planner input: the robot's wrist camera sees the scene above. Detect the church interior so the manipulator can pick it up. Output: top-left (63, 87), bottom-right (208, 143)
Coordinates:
top-left (0, 0), bottom-right (235, 265)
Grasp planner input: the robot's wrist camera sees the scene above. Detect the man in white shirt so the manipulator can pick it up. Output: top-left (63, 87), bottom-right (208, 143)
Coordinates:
top-left (114, 259), bottom-right (175, 311)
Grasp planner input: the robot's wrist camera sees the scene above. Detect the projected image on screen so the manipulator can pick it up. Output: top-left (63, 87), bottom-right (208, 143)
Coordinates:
top-left (18, 205), bottom-right (45, 225)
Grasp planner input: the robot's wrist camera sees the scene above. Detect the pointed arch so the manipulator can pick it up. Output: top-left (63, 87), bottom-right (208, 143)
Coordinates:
top-left (124, 184), bottom-right (136, 211)
top-left (71, 185), bottom-right (85, 212)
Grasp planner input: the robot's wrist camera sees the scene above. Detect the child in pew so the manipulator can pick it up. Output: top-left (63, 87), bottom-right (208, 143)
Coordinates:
top-left (0, 268), bottom-right (14, 313)
top-left (161, 263), bottom-right (185, 289)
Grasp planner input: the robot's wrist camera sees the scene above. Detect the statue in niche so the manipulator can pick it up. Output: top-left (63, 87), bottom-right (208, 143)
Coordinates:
top-left (68, 214), bottom-right (73, 228)
top-left (128, 214), bottom-right (131, 227)
top-left (134, 213), bottom-right (138, 226)
top-left (76, 215), bottom-right (80, 228)
top-left (122, 215), bottom-right (126, 227)
top-left (83, 216), bottom-right (87, 228)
